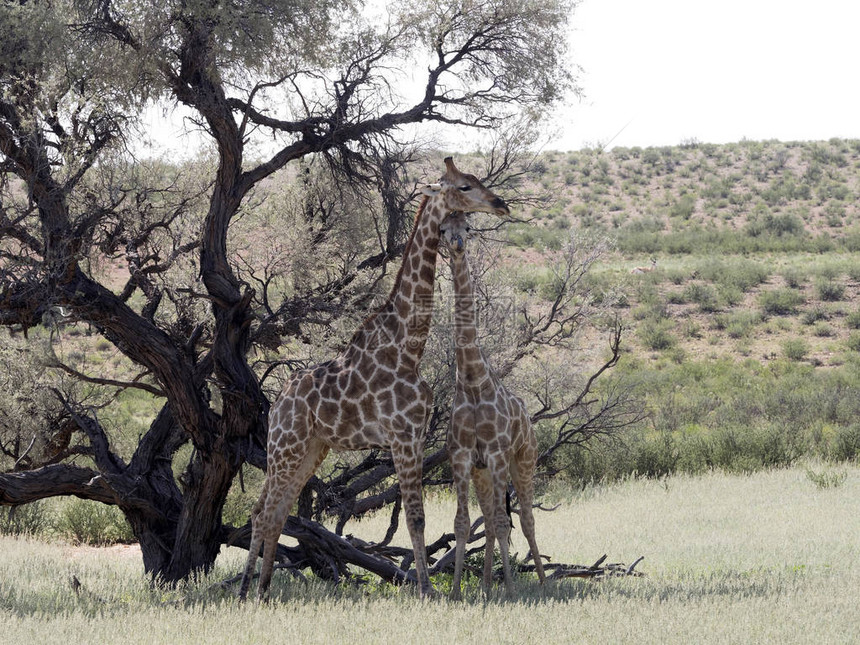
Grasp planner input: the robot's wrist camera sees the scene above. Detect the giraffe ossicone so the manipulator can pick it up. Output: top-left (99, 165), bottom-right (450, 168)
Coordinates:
top-left (238, 158), bottom-right (509, 601)
top-left (440, 212), bottom-right (546, 600)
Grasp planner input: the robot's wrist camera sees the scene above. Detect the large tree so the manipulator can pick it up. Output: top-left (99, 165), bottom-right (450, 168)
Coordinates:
top-left (0, 0), bottom-right (638, 586)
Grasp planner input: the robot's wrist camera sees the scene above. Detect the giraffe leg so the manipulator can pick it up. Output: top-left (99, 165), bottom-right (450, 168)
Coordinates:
top-left (238, 480), bottom-right (269, 600)
top-left (450, 450), bottom-right (472, 600)
top-left (256, 440), bottom-right (329, 600)
top-left (471, 466), bottom-right (496, 594)
top-left (511, 453), bottom-right (545, 584)
top-left (391, 440), bottom-right (433, 598)
top-left (488, 457), bottom-right (513, 595)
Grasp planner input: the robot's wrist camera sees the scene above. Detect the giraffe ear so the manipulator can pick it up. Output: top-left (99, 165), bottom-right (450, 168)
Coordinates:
top-left (419, 183), bottom-right (442, 196)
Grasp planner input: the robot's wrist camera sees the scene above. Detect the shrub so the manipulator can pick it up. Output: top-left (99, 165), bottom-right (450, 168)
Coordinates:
top-left (759, 288), bottom-right (804, 315)
top-left (724, 311), bottom-right (761, 339)
top-left (782, 338), bottom-right (809, 362)
top-left (669, 194), bottom-right (696, 220)
top-left (695, 258), bottom-right (770, 292)
top-left (718, 286), bottom-right (743, 308)
top-left (744, 210), bottom-right (805, 237)
top-left (683, 283), bottom-right (721, 312)
top-left (813, 323), bottom-right (834, 337)
top-left (847, 264), bottom-right (860, 282)
top-left (664, 268), bottom-right (690, 285)
top-left (846, 310), bottom-right (860, 330)
top-left (816, 278), bottom-right (845, 302)
top-left (827, 423), bottom-right (860, 461)
top-left (802, 307), bottom-right (830, 325)
top-left (637, 320), bottom-right (676, 351)
top-left (782, 267), bottom-right (806, 288)
top-left (682, 319), bottom-right (703, 338)
top-left (846, 332), bottom-right (860, 352)
top-left (58, 499), bottom-right (134, 545)
top-left (0, 502), bottom-right (50, 537)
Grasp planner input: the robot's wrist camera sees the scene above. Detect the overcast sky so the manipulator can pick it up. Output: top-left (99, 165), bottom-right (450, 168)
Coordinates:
top-left (549, 0), bottom-right (860, 150)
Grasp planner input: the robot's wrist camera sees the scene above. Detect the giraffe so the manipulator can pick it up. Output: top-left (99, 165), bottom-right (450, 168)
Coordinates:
top-left (438, 212), bottom-right (546, 600)
top-left (238, 158), bottom-right (510, 601)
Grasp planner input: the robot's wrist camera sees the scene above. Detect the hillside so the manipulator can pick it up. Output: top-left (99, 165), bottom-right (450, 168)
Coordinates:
top-left (491, 139), bottom-right (860, 480)
top-left (508, 139), bottom-right (860, 368)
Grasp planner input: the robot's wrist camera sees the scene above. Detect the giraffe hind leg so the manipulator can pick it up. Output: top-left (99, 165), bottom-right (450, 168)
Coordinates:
top-left (511, 454), bottom-right (545, 584)
top-left (471, 466), bottom-right (496, 594)
top-left (492, 483), bottom-right (513, 595)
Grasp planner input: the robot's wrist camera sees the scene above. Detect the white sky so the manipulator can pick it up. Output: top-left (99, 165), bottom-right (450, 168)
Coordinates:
top-left (550, 0), bottom-right (860, 151)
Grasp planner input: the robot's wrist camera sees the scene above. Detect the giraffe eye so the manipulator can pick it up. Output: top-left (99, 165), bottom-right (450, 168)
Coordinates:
top-left (459, 185), bottom-right (472, 192)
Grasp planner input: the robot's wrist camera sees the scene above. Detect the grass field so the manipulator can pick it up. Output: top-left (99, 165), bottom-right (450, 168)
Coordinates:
top-left (2, 464), bottom-right (858, 644)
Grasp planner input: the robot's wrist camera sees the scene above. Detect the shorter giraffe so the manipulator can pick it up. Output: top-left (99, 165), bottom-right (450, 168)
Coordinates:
top-left (439, 213), bottom-right (546, 599)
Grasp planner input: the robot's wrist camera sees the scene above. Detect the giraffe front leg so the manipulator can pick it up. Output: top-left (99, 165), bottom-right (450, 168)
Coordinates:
top-left (450, 451), bottom-right (472, 600)
top-left (238, 482), bottom-right (268, 600)
top-left (255, 479), bottom-right (302, 600)
top-left (391, 441), bottom-right (434, 599)
top-left (255, 440), bottom-right (329, 601)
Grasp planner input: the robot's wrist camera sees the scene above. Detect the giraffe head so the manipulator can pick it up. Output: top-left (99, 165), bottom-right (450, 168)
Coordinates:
top-left (439, 212), bottom-right (472, 257)
top-left (419, 157), bottom-right (510, 218)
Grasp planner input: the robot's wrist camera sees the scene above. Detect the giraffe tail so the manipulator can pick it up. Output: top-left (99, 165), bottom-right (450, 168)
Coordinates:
top-left (505, 488), bottom-right (515, 530)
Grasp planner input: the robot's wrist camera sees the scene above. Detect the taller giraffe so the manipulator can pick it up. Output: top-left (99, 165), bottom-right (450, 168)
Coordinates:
top-left (439, 212), bottom-right (546, 599)
top-left (239, 158), bottom-right (510, 600)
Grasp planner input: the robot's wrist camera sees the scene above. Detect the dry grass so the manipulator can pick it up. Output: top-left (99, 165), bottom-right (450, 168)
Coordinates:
top-left (2, 465), bottom-right (859, 644)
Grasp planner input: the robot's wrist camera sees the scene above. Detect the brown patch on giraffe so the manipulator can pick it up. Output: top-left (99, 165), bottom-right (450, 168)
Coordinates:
top-left (296, 373), bottom-right (313, 398)
top-left (374, 369), bottom-right (396, 389)
top-left (375, 345), bottom-right (399, 366)
top-left (305, 389), bottom-right (320, 410)
top-left (419, 264), bottom-right (435, 284)
top-left (340, 400), bottom-right (360, 426)
top-left (398, 282), bottom-right (413, 305)
top-left (359, 395), bottom-right (377, 420)
top-left (344, 373), bottom-right (366, 400)
top-left (393, 380), bottom-right (416, 402)
top-left (337, 371), bottom-right (350, 391)
top-left (378, 390), bottom-right (395, 416)
top-left (318, 400), bottom-right (339, 425)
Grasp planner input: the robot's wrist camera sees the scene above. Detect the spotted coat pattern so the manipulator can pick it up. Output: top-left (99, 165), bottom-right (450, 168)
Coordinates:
top-left (439, 212), bottom-right (546, 599)
top-left (238, 159), bottom-right (510, 600)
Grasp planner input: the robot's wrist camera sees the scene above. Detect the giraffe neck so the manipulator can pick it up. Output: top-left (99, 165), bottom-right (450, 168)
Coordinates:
top-left (449, 251), bottom-right (490, 384)
top-left (394, 196), bottom-right (445, 361)
top-left (349, 196), bottom-right (444, 368)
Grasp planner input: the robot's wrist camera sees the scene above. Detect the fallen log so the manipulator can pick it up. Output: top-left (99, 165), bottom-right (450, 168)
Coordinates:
top-left (537, 554), bottom-right (645, 580)
top-left (224, 517), bottom-right (644, 591)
